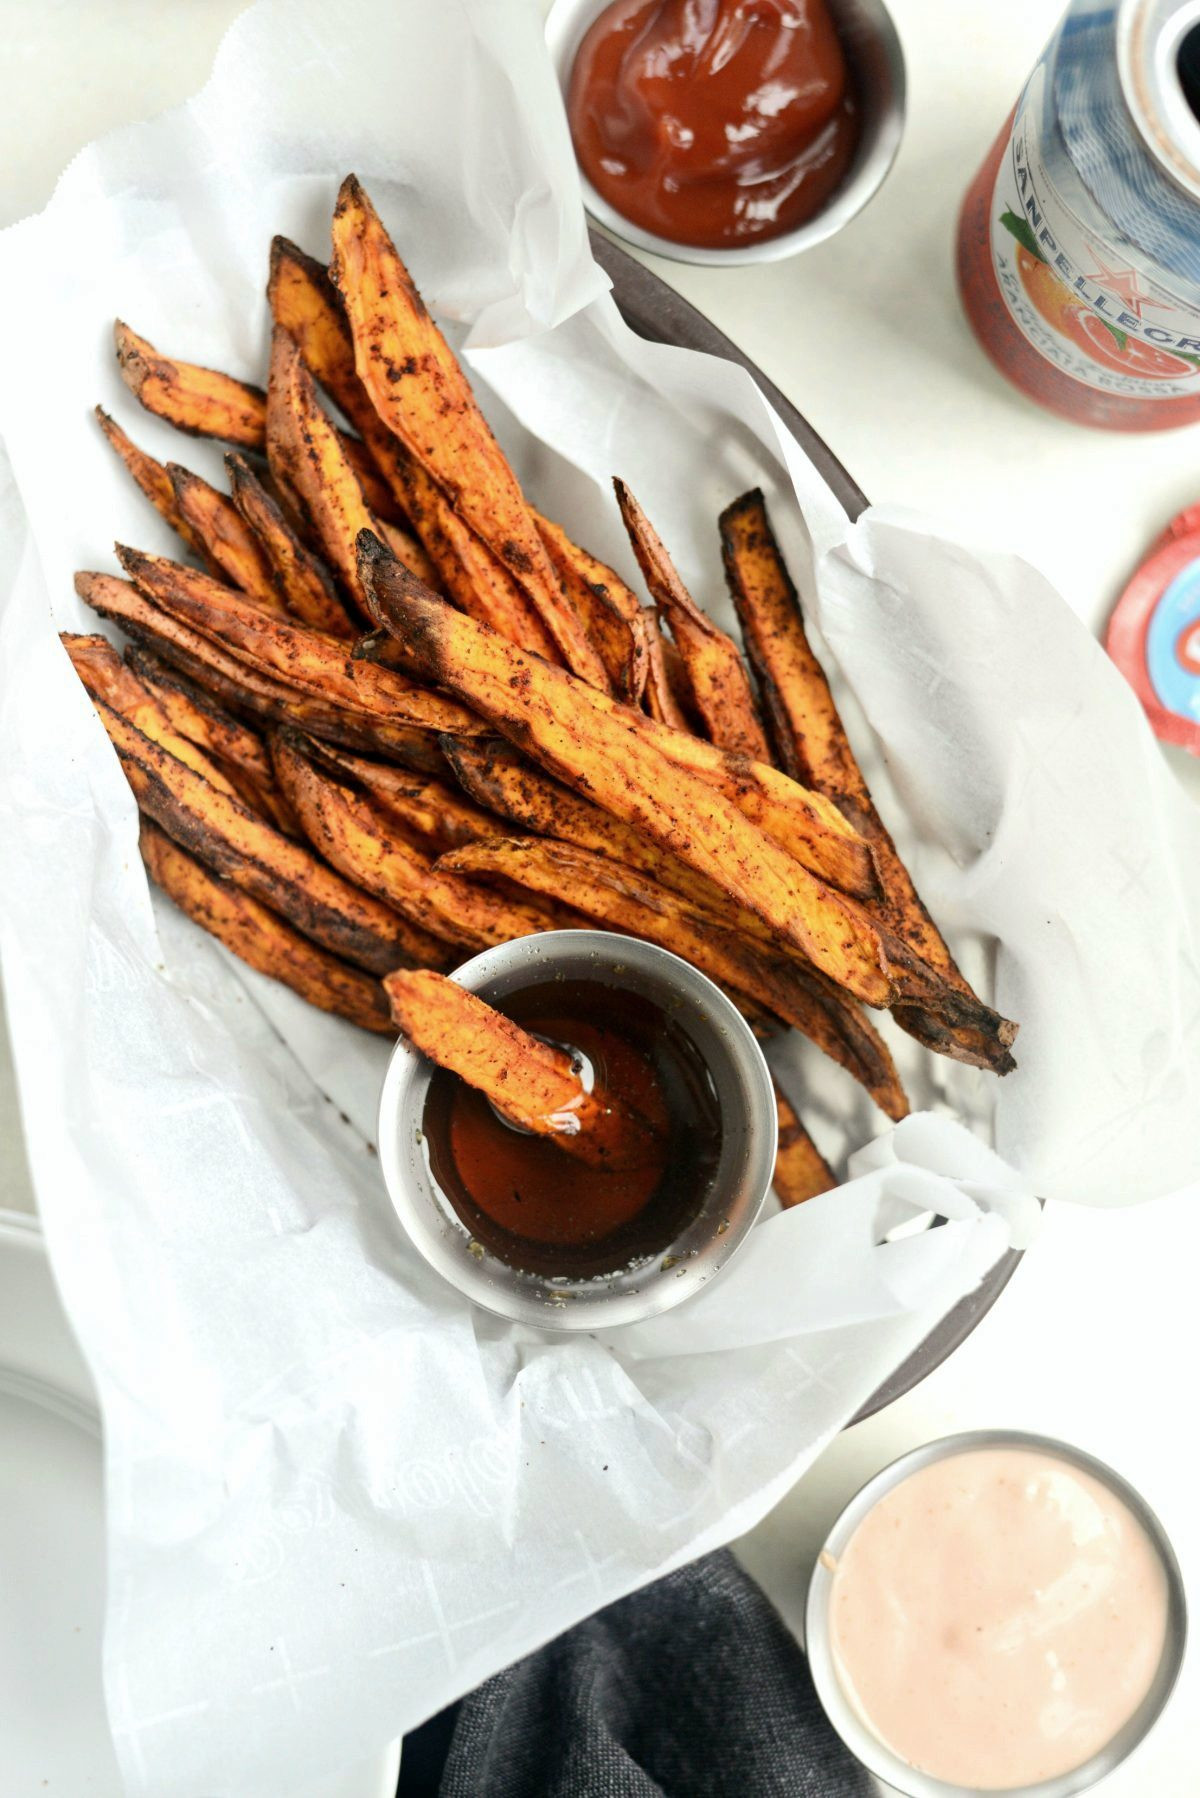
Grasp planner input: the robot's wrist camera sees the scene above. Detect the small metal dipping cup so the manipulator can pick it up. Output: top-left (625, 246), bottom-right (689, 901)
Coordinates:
top-left (805, 1430), bottom-right (1188, 1798)
top-left (377, 930), bottom-right (777, 1331)
top-left (544, 0), bottom-right (907, 268)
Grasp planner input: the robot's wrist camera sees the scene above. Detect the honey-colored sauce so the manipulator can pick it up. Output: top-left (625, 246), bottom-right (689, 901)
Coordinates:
top-left (423, 978), bottom-right (722, 1276)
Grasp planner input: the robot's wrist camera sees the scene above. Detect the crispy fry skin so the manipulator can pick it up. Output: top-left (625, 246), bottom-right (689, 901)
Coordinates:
top-left (384, 969), bottom-right (660, 1168)
top-left (534, 513), bottom-right (649, 702)
top-left (62, 633), bottom-right (245, 797)
top-left (720, 489), bottom-right (1019, 1073)
top-left (614, 479), bottom-right (770, 760)
top-left (225, 452), bottom-right (357, 637)
top-left (167, 464), bottom-right (284, 612)
top-left (94, 406), bottom-right (209, 558)
top-left (359, 535), bottom-right (876, 898)
top-left (441, 836), bottom-right (907, 1116)
top-left (266, 326), bottom-right (386, 611)
top-left (392, 452), bottom-right (560, 656)
top-left (123, 646), bottom-right (299, 834)
top-left (329, 175), bottom-right (610, 688)
top-left (76, 570), bottom-right (446, 771)
top-left (641, 609), bottom-right (691, 730)
top-left (272, 731), bottom-right (567, 950)
top-left (91, 697), bottom-right (440, 974)
top-left (358, 531), bottom-right (897, 1002)
top-left (290, 735), bottom-right (498, 849)
top-left (771, 1083), bottom-right (836, 1207)
top-left (378, 518), bottom-right (441, 590)
top-left (123, 644), bottom-right (272, 782)
top-left (140, 821), bottom-right (393, 1033)
top-left (114, 321), bottom-right (266, 446)
top-left (267, 235), bottom-right (558, 658)
top-left (114, 548), bottom-right (486, 739)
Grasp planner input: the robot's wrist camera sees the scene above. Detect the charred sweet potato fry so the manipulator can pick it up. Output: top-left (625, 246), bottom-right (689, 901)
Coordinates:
top-left (289, 734), bottom-right (497, 850)
top-left (440, 835), bottom-right (907, 1117)
top-left (272, 732), bottom-right (567, 951)
top-left (76, 571), bottom-right (446, 771)
top-left (91, 697), bottom-right (440, 974)
top-left (772, 1084), bottom-right (836, 1207)
top-left (167, 464), bottom-right (284, 612)
top-left (384, 970), bottom-right (660, 1169)
top-left (140, 820), bottom-right (393, 1033)
top-left (114, 547), bottom-right (486, 739)
top-left (614, 479), bottom-right (770, 760)
top-left (358, 533), bottom-right (899, 1002)
top-left (534, 513), bottom-right (648, 702)
top-left (378, 518), bottom-right (441, 589)
top-left (125, 644), bottom-right (274, 783)
top-left (329, 175), bottom-right (609, 689)
top-left (94, 406), bottom-right (209, 558)
top-left (720, 489), bottom-right (1018, 1073)
top-left (114, 321), bottom-right (266, 447)
top-left (266, 326), bottom-right (385, 611)
top-left (122, 647), bottom-right (298, 834)
top-left (62, 633), bottom-right (246, 797)
top-left (268, 234), bottom-right (555, 655)
top-left (225, 452), bottom-right (357, 637)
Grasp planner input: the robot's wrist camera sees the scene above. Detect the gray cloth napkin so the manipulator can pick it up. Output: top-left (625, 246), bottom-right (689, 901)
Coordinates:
top-left (407, 1549), bottom-right (872, 1797)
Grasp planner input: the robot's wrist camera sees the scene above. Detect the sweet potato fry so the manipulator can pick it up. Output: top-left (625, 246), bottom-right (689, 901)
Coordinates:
top-left (140, 820), bottom-right (393, 1033)
top-left (125, 644), bottom-right (273, 783)
top-left (114, 547), bottom-right (486, 739)
top-left (167, 464), bottom-right (284, 612)
top-left (76, 571), bottom-right (446, 772)
top-left (440, 836), bottom-right (907, 1116)
top-left (772, 1084), bottom-right (836, 1207)
top-left (392, 452), bottom-right (560, 656)
top-left (383, 970), bottom-right (659, 1169)
top-left (122, 647), bottom-right (298, 834)
top-left (614, 479), bottom-right (770, 760)
top-left (94, 406), bottom-right (209, 558)
top-left (272, 732), bottom-right (568, 951)
top-left (359, 534), bottom-right (893, 997)
top-left (266, 326), bottom-right (385, 611)
top-left (288, 734), bottom-right (498, 850)
top-left (91, 698), bottom-right (441, 974)
top-left (329, 175), bottom-right (610, 689)
top-left (339, 434), bottom-right (409, 528)
top-left (268, 235), bottom-right (556, 656)
top-left (640, 611), bottom-right (693, 730)
top-left (534, 512), bottom-right (648, 702)
top-left (378, 519), bottom-right (441, 590)
top-left (62, 633), bottom-right (244, 797)
top-left (225, 452), bottom-right (357, 637)
top-left (114, 321), bottom-right (266, 446)
top-left (720, 489), bottom-right (1019, 1073)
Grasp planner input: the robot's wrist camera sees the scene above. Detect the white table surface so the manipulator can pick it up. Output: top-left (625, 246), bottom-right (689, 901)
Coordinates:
top-left (1, 3), bottom-right (1198, 1793)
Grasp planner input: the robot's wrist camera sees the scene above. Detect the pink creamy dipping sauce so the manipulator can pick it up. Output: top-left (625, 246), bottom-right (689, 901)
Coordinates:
top-left (826, 1446), bottom-right (1170, 1791)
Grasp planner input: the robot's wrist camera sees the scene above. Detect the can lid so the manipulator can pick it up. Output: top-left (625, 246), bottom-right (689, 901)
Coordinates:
top-left (1118, 0), bottom-right (1200, 202)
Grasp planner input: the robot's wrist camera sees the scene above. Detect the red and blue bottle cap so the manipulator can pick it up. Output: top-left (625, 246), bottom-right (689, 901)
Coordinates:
top-left (1106, 505), bottom-right (1200, 756)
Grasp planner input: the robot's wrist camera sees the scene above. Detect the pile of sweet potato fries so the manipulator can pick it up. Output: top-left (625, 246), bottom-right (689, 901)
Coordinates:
top-left (66, 175), bottom-right (1017, 1209)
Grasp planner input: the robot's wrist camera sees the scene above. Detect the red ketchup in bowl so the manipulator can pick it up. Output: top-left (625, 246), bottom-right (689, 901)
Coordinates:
top-left (567, 0), bottom-right (859, 249)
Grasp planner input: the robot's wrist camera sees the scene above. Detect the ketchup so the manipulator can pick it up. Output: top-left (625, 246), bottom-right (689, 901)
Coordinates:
top-left (567, 0), bottom-right (859, 250)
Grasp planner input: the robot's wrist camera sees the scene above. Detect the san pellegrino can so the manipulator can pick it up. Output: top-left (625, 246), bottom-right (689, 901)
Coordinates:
top-left (958, 0), bottom-right (1200, 429)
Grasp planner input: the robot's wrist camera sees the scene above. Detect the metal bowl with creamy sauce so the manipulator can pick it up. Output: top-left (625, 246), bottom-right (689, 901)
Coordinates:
top-left (805, 1430), bottom-right (1187, 1798)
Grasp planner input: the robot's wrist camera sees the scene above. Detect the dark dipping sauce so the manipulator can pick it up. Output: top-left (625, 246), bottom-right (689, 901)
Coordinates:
top-left (567, 0), bottom-right (860, 249)
top-left (422, 978), bottom-right (723, 1278)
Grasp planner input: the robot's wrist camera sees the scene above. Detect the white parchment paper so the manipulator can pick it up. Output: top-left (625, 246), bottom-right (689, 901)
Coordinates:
top-left (0, 2), bottom-right (1196, 1793)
